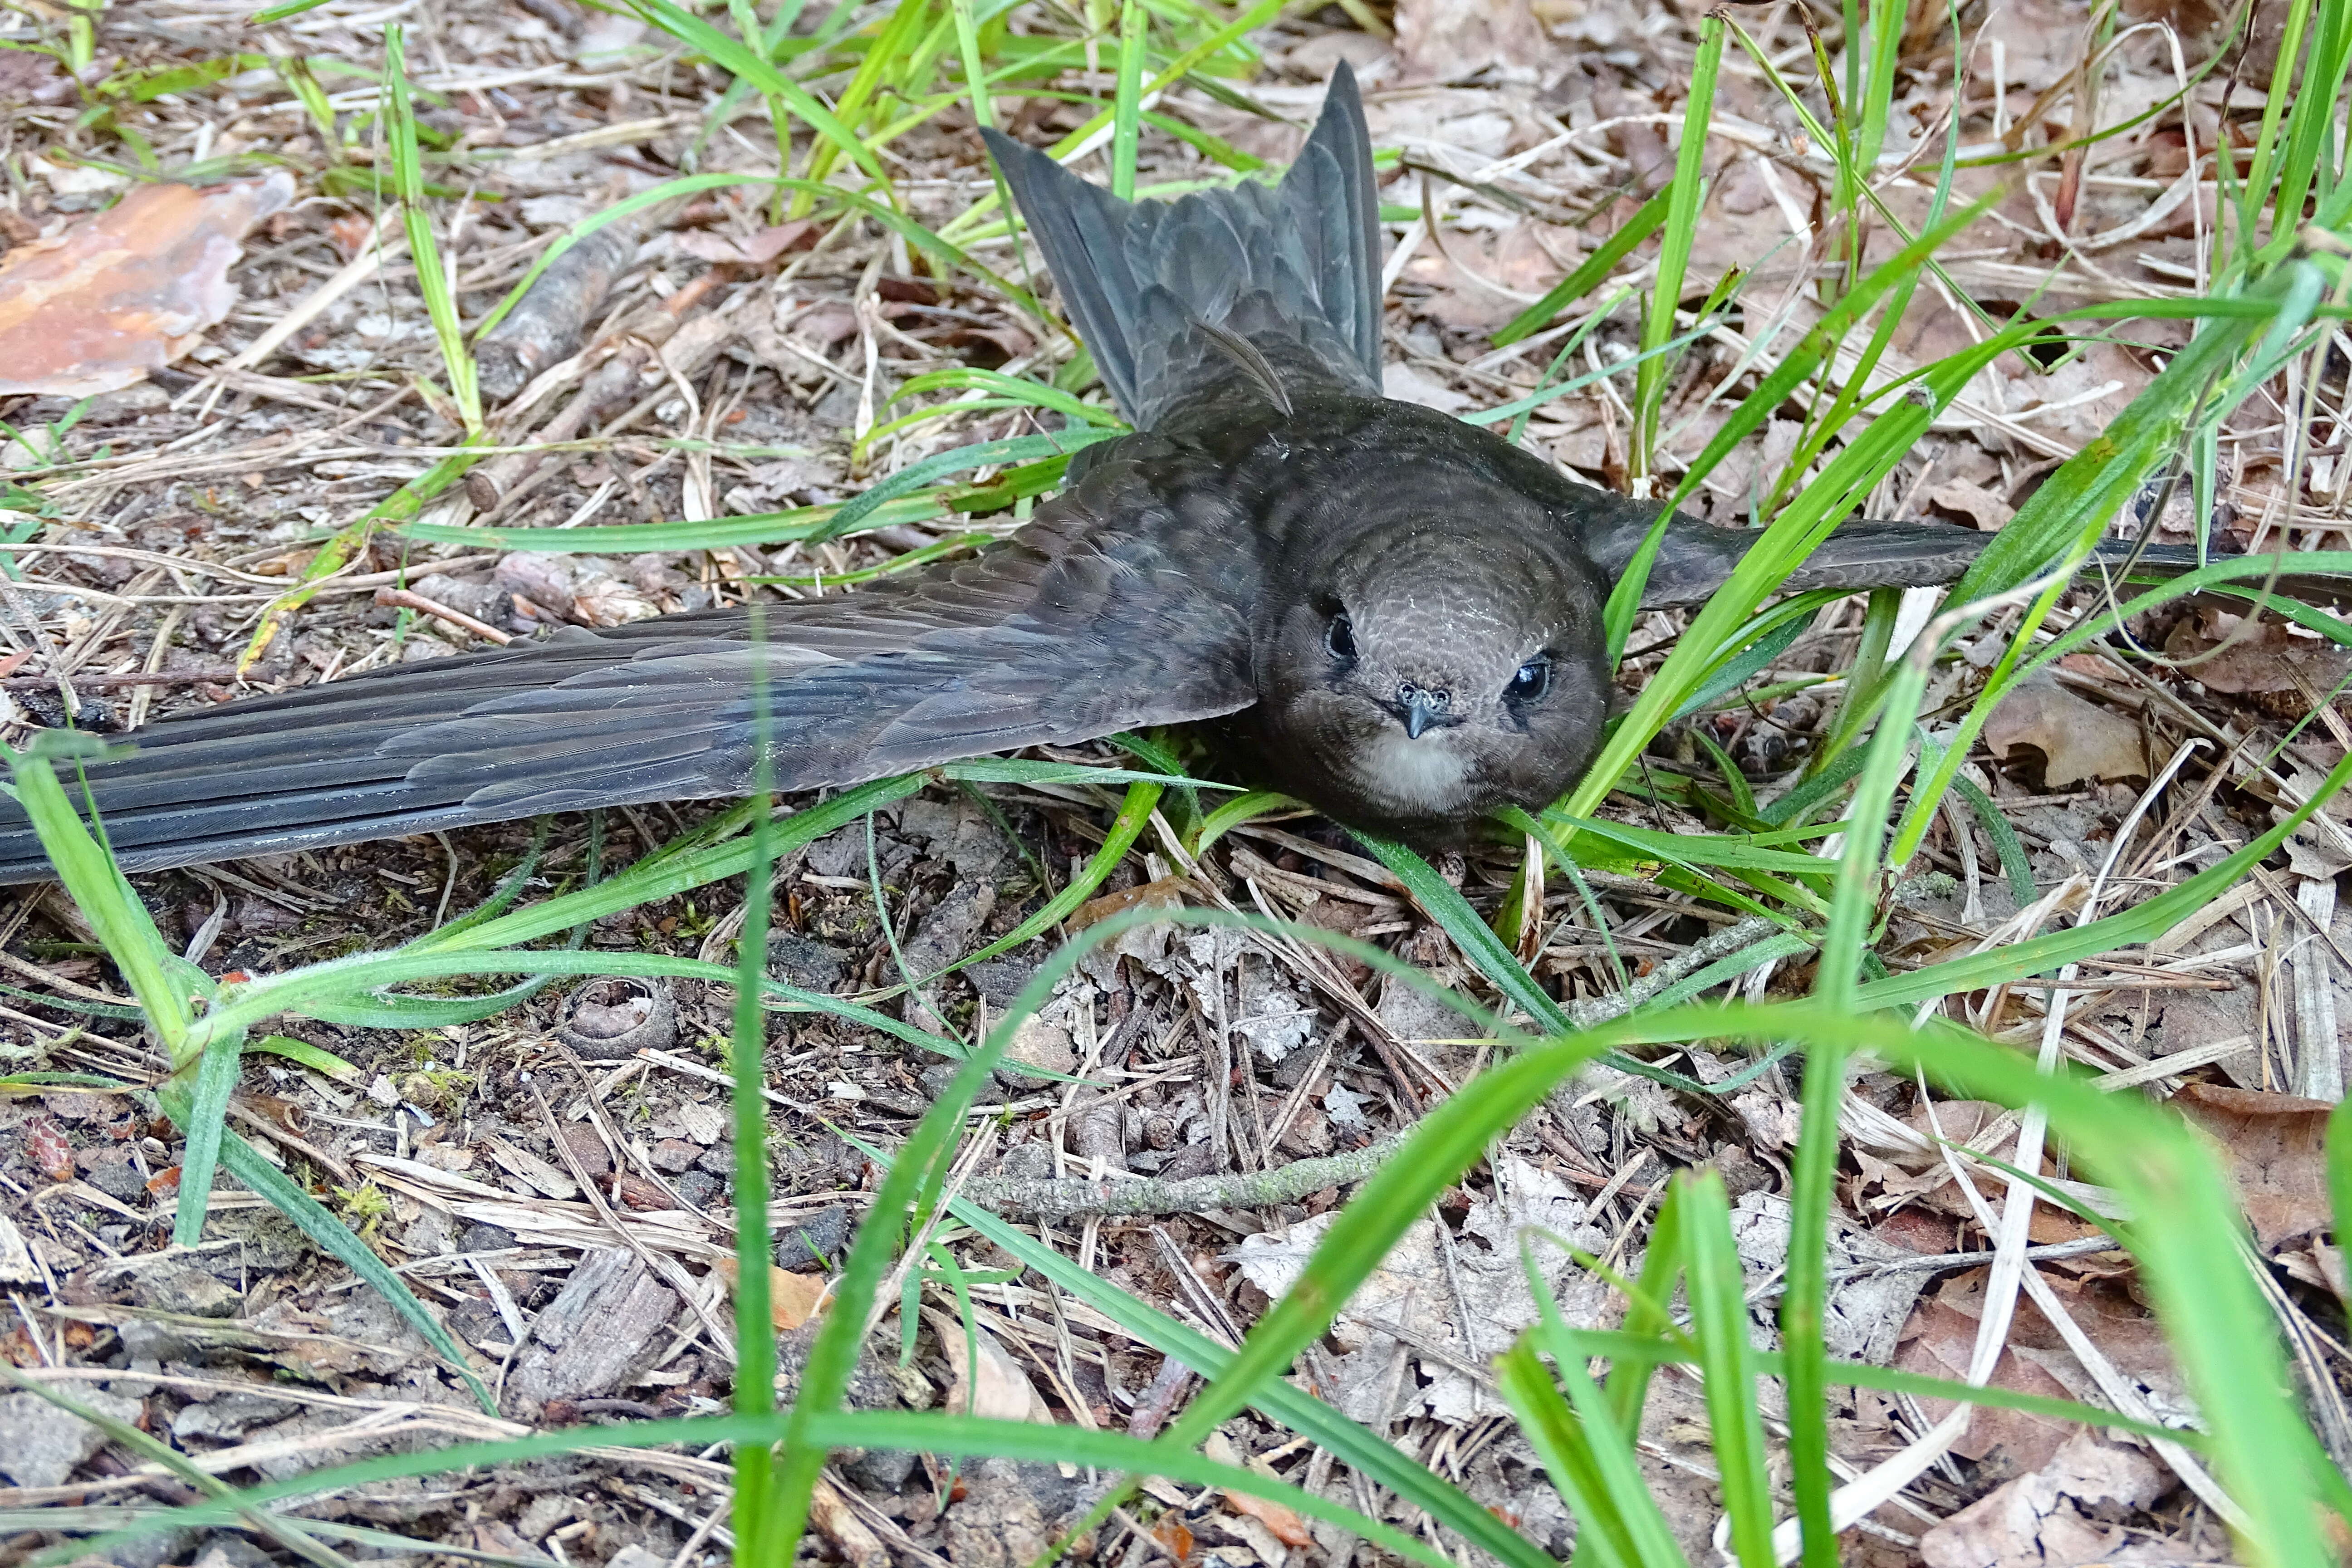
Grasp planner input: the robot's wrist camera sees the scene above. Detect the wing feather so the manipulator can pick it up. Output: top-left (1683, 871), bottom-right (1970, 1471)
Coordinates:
top-left (0, 460), bottom-right (1258, 881)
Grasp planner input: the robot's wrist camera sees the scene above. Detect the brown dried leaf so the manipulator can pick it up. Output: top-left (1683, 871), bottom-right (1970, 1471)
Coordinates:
top-left (1983, 673), bottom-right (2146, 786)
top-left (711, 1255), bottom-right (831, 1330)
top-left (1923, 478), bottom-right (2011, 533)
top-left (2172, 1082), bottom-right (2333, 1250)
top-left (23, 1117), bottom-right (71, 1183)
top-left (675, 220), bottom-right (818, 265)
top-left (1381, 362), bottom-right (1471, 413)
top-left (0, 50), bottom-right (68, 106)
top-left (1400, 219), bottom-right (1564, 332)
top-left (0, 172), bottom-right (293, 396)
top-left (1895, 1294), bottom-right (2081, 1477)
top-left (1205, 1431), bottom-right (1316, 1547)
top-left (1918, 1431), bottom-right (2167, 1568)
top-left (927, 1308), bottom-right (1049, 1422)
top-left (1394, 0), bottom-right (1559, 82)
top-left (1151, 1515), bottom-right (1194, 1561)
top-left (1072, 875), bottom-right (1186, 930)
top-left (2163, 609), bottom-right (2352, 696)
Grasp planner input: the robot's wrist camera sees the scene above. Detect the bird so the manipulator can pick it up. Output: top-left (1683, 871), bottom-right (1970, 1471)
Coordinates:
top-left (0, 66), bottom-right (2311, 883)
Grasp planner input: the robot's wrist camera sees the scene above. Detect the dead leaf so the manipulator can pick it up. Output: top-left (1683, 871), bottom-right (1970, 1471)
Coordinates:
top-left (1072, 875), bottom-right (1185, 929)
top-left (1206, 1432), bottom-right (1316, 1548)
top-left (712, 1256), bottom-right (831, 1330)
top-left (1734, 1191), bottom-right (1930, 1368)
top-left (1918, 1431), bottom-right (2168, 1568)
top-left (2163, 609), bottom-right (2352, 696)
top-left (2172, 1082), bottom-right (2333, 1250)
top-left (495, 552), bottom-right (662, 627)
top-left (0, 172), bottom-right (294, 396)
top-left (1233, 1161), bottom-right (1614, 1425)
top-left (0, 49), bottom-right (67, 107)
top-left (1381, 362), bottom-right (1470, 413)
top-left (1924, 479), bottom-right (2011, 532)
top-left (675, 220), bottom-right (817, 265)
top-left (1683, 157), bottom-right (1815, 285)
top-left (24, 1117), bottom-right (72, 1183)
top-left (926, 1308), bottom-right (1050, 1423)
top-left (477, 1134), bottom-right (577, 1200)
top-left (1994, 342), bottom-right (2144, 449)
top-left (1400, 219), bottom-right (1563, 331)
top-left (1150, 1515), bottom-right (1193, 1561)
top-left (1904, 1265), bottom-right (2190, 1472)
top-left (1984, 673), bottom-right (2146, 786)
top-left (1895, 1294), bottom-right (2082, 1477)
top-left (1394, 0), bottom-right (1559, 82)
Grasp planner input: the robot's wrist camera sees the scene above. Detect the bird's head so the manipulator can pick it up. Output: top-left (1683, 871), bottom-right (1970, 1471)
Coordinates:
top-left (1255, 519), bottom-right (1612, 836)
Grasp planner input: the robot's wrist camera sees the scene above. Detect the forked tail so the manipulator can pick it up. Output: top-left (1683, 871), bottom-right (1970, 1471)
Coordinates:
top-left (982, 64), bottom-right (1384, 430)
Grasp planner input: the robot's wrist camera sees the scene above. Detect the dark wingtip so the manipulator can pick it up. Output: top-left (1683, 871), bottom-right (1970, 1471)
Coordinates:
top-left (977, 124), bottom-right (1023, 173)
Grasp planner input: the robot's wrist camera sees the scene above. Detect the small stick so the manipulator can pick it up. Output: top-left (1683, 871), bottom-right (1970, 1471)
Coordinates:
top-left (0, 669), bottom-right (243, 691)
top-left (374, 587), bottom-right (513, 646)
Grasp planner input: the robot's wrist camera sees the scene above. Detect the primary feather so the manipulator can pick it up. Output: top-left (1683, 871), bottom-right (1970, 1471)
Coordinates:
top-left (0, 466), bottom-right (1259, 880)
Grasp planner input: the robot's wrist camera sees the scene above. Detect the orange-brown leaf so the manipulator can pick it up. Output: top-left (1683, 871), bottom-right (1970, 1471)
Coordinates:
top-left (711, 1256), bottom-right (831, 1330)
top-left (24, 1117), bottom-right (71, 1183)
top-left (1225, 1489), bottom-right (1315, 1548)
top-left (0, 172), bottom-right (292, 396)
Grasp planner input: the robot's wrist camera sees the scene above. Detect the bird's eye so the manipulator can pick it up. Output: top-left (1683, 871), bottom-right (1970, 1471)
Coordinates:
top-left (1325, 613), bottom-right (1356, 663)
top-left (1508, 656), bottom-right (1551, 702)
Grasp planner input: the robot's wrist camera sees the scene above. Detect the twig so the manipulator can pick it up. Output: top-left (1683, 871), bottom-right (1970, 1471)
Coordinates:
top-left (374, 587), bottom-right (513, 646)
top-left (1561, 913), bottom-right (1790, 1027)
top-left (959, 1134), bottom-right (1401, 1221)
top-left (0, 669), bottom-right (244, 691)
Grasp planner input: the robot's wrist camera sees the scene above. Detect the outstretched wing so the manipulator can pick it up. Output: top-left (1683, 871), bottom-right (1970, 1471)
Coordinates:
top-left (0, 455), bottom-right (1259, 881)
top-left (1563, 490), bottom-right (1996, 606)
top-left (1569, 490), bottom-right (2352, 609)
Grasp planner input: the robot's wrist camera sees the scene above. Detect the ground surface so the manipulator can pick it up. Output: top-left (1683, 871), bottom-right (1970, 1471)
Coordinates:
top-left (0, 0), bottom-right (2349, 1563)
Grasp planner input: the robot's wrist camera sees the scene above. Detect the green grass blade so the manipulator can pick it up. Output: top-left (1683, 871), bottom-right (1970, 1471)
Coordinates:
top-left (947, 1195), bottom-right (1561, 1568)
top-left (217, 1132), bottom-right (493, 1412)
top-left (34, 1406), bottom-right (1425, 1568)
top-left (950, 0), bottom-right (994, 130)
top-left (245, 1034), bottom-right (364, 1084)
top-left (1, 1372), bottom-right (356, 1568)
top-left (166, 1029), bottom-right (243, 1247)
top-left (5, 747), bottom-right (191, 1051)
top-left (382, 28), bottom-right (479, 435)
top-left (1604, 1186), bottom-right (1686, 1432)
top-left (629, 0), bottom-right (889, 185)
top-left (1578, 197), bottom-right (1993, 779)
top-left (938, 0), bottom-right (1285, 243)
top-left (1522, 1249), bottom-right (1695, 1568)
top-left (1494, 1340), bottom-right (1645, 1568)
top-left (1678, 1171), bottom-right (1776, 1566)
top-left (1493, 191), bottom-right (1670, 346)
top-left (1951, 772), bottom-right (2035, 906)
top-left (1866, 746), bottom-right (2352, 1006)
top-left (731, 612), bottom-right (781, 1556)
top-left (1633, 14), bottom-right (1723, 476)
top-left (1566, 1327), bottom-right (2200, 1444)
top-left (405, 778), bottom-right (918, 955)
top-left (1109, 0), bottom-right (1147, 202)
top-left (816, 427), bottom-right (1122, 541)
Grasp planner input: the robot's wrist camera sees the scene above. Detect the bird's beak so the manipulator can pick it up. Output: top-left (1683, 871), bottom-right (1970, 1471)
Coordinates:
top-left (1404, 694), bottom-right (1439, 740)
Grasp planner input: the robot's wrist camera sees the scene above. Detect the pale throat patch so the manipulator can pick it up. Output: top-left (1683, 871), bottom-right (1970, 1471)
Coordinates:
top-left (1347, 726), bottom-right (1477, 814)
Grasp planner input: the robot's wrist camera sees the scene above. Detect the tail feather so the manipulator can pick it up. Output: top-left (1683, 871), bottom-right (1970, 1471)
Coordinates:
top-left (983, 64), bottom-right (1383, 429)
